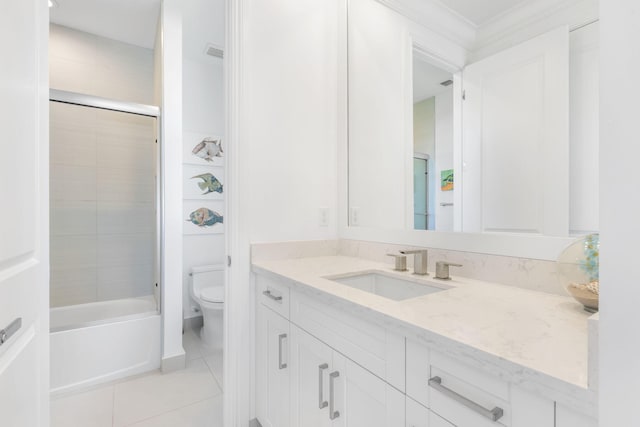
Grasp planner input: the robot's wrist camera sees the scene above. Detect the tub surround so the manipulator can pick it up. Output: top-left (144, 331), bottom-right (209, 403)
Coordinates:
top-left (251, 240), bottom-right (598, 417)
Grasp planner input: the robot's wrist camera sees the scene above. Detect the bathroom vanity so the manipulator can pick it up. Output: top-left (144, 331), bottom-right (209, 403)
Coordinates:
top-left (252, 250), bottom-right (597, 427)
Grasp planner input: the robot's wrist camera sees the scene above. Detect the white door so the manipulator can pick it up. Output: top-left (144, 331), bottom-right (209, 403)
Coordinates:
top-left (0, 0), bottom-right (49, 426)
top-left (461, 26), bottom-right (570, 236)
top-left (256, 305), bottom-right (291, 427)
top-left (332, 353), bottom-right (405, 427)
top-left (290, 326), bottom-right (333, 427)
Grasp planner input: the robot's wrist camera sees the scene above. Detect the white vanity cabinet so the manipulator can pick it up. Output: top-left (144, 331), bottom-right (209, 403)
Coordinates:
top-left (254, 272), bottom-right (594, 427)
top-left (290, 325), bottom-right (405, 427)
top-left (407, 396), bottom-right (456, 427)
top-left (406, 340), bottom-right (555, 427)
top-left (256, 303), bottom-right (291, 427)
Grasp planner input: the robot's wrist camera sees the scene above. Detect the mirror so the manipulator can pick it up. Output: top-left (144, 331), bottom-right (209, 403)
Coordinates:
top-left (411, 52), bottom-right (454, 231)
top-left (347, 0), bottom-right (599, 242)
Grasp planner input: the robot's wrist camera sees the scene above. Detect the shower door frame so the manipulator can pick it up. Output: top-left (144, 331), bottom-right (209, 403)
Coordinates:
top-left (48, 89), bottom-right (163, 313)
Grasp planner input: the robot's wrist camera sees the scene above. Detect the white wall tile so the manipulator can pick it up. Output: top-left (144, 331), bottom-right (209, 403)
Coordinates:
top-left (96, 167), bottom-right (154, 202)
top-left (50, 200), bottom-right (97, 236)
top-left (97, 235), bottom-right (154, 267)
top-left (51, 236), bottom-right (98, 269)
top-left (97, 201), bottom-right (154, 235)
top-left (97, 263), bottom-right (154, 300)
top-left (50, 165), bottom-right (98, 201)
top-left (49, 24), bottom-right (157, 307)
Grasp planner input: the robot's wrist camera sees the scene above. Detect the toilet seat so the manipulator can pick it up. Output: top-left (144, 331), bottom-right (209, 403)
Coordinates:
top-left (200, 287), bottom-right (224, 303)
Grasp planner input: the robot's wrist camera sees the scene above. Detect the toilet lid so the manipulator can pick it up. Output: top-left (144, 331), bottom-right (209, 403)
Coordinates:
top-left (200, 287), bottom-right (224, 303)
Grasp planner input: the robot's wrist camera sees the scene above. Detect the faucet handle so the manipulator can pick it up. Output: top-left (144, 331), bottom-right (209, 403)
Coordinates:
top-left (435, 261), bottom-right (462, 280)
top-left (386, 254), bottom-right (407, 271)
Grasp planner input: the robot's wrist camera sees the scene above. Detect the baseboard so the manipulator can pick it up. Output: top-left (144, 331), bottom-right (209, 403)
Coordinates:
top-left (161, 352), bottom-right (186, 373)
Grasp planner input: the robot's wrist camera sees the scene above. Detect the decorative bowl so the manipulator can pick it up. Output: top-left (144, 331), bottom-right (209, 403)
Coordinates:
top-left (556, 234), bottom-right (599, 312)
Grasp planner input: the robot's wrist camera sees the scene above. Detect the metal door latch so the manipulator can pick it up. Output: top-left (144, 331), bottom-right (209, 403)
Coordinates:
top-left (0, 318), bottom-right (22, 346)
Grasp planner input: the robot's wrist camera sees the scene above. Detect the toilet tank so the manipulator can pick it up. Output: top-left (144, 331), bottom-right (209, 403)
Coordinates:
top-left (191, 264), bottom-right (225, 294)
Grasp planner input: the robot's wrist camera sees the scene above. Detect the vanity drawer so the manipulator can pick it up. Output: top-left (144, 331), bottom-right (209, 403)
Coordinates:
top-left (428, 350), bottom-right (511, 427)
top-left (290, 290), bottom-right (405, 391)
top-left (256, 275), bottom-right (290, 319)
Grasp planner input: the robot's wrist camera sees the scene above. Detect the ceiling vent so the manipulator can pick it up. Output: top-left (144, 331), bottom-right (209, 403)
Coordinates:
top-left (440, 79), bottom-right (453, 87)
top-left (205, 44), bottom-right (224, 59)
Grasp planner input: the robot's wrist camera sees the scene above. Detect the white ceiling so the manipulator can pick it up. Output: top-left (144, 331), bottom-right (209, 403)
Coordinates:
top-left (50, 0), bottom-right (161, 49)
top-left (413, 58), bottom-right (453, 102)
top-left (437, 0), bottom-right (529, 26)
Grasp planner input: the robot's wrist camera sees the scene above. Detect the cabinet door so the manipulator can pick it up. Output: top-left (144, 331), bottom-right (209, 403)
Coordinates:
top-left (290, 325), bottom-right (333, 427)
top-left (429, 411), bottom-right (456, 427)
top-left (406, 397), bottom-right (429, 427)
top-left (332, 352), bottom-right (405, 427)
top-left (256, 305), bottom-right (291, 427)
top-left (555, 404), bottom-right (597, 427)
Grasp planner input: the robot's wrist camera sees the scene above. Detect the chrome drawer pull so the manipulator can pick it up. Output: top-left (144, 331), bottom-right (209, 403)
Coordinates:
top-left (278, 333), bottom-right (287, 369)
top-left (262, 290), bottom-right (283, 302)
top-left (329, 371), bottom-right (340, 420)
top-left (428, 376), bottom-right (504, 422)
top-left (0, 318), bottom-right (22, 347)
top-left (318, 363), bottom-right (329, 409)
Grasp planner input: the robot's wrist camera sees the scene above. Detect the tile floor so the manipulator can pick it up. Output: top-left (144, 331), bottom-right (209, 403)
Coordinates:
top-left (51, 326), bottom-right (223, 427)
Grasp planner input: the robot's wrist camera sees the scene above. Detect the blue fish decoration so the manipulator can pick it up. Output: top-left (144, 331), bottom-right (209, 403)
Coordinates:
top-left (191, 173), bottom-right (223, 194)
top-left (187, 208), bottom-right (223, 228)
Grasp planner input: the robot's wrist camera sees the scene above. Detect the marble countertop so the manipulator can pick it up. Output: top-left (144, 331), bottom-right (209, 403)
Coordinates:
top-left (252, 255), bottom-right (596, 411)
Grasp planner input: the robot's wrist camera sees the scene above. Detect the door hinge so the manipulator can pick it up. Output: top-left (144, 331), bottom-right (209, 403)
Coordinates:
top-left (227, 255), bottom-right (232, 267)
top-left (462, 90), bottom-right (466, 100)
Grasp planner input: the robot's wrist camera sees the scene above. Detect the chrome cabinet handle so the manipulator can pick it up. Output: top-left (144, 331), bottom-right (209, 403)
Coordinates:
top-left (278, 333), bottom-right (287, 369)
top-left (0, 318), bottom-right (22, 347)
top-left (318, 363), bottom-right (328, 409)
top-left (262, 290), bottom-right (283, 303)
top-left (428, 376), bottom-right (504, 422)
top-left (329, 371), bottom-right (340, 420)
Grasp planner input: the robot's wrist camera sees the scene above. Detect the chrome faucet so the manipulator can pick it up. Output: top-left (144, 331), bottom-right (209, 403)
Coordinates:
top-left (386, 253), bottom-right (407, 271)
top-left (435, 261), bottom-right (462, 280)
top-left (399, 249), bottom-right (429, 275)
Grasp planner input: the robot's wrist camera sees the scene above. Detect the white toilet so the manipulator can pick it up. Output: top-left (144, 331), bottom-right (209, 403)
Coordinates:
top-left (190, 264), bottom-right (225, 349)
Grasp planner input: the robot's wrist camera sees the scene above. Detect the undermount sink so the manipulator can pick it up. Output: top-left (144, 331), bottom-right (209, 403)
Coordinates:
top-left (326, 271), bottom-right (449, 301)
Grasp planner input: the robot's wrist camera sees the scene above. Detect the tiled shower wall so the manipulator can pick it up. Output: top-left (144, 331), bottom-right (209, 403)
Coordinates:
top-left (49, 24), bottom-right (157, 307)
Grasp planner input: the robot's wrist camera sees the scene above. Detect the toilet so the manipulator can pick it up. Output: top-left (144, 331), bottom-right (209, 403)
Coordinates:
top-left (190, 264), bottom-right (225, 349)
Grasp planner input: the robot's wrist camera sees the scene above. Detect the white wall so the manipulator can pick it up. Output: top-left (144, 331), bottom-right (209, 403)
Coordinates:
top-left (599, 1), bottom-right (640, 425)
top-left (49, 25), bottom-right (154, 105)
top-left (229, 0), bottom-right (343, 422)
top-left (181, 0), bottom-right (226, 320)
top-left (159, 0), bottom-right (185, 371)
top-left (242, 0), bottom-right (340, 242)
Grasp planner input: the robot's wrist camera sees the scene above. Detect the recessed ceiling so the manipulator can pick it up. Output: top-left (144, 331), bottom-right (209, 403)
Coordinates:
top-left (437, 0), bottom-right (529, 26)
top-left (50, 0), bottom-right (160, 49)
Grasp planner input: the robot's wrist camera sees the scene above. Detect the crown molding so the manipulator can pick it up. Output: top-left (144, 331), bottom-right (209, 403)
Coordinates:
top-left (474, 0), bottom-right (598, 59)
top-left (375, 0), bottom-right (477, 50)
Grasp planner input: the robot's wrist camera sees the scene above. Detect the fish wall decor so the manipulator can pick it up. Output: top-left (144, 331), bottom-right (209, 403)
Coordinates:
top-left (191, 173), bottom-right (223, 194)
top-left (186, 208), bottom-right (223, 228)
top-left (192, 138), bottom-right (223, 162)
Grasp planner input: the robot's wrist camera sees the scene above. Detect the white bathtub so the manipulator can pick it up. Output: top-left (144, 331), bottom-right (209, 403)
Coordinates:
top-left (50, 296), bottom-right (161, 395)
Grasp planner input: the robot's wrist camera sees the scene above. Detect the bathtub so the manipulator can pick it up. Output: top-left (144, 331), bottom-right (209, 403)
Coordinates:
top-left (50, 295), bottom-right (161, 395)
